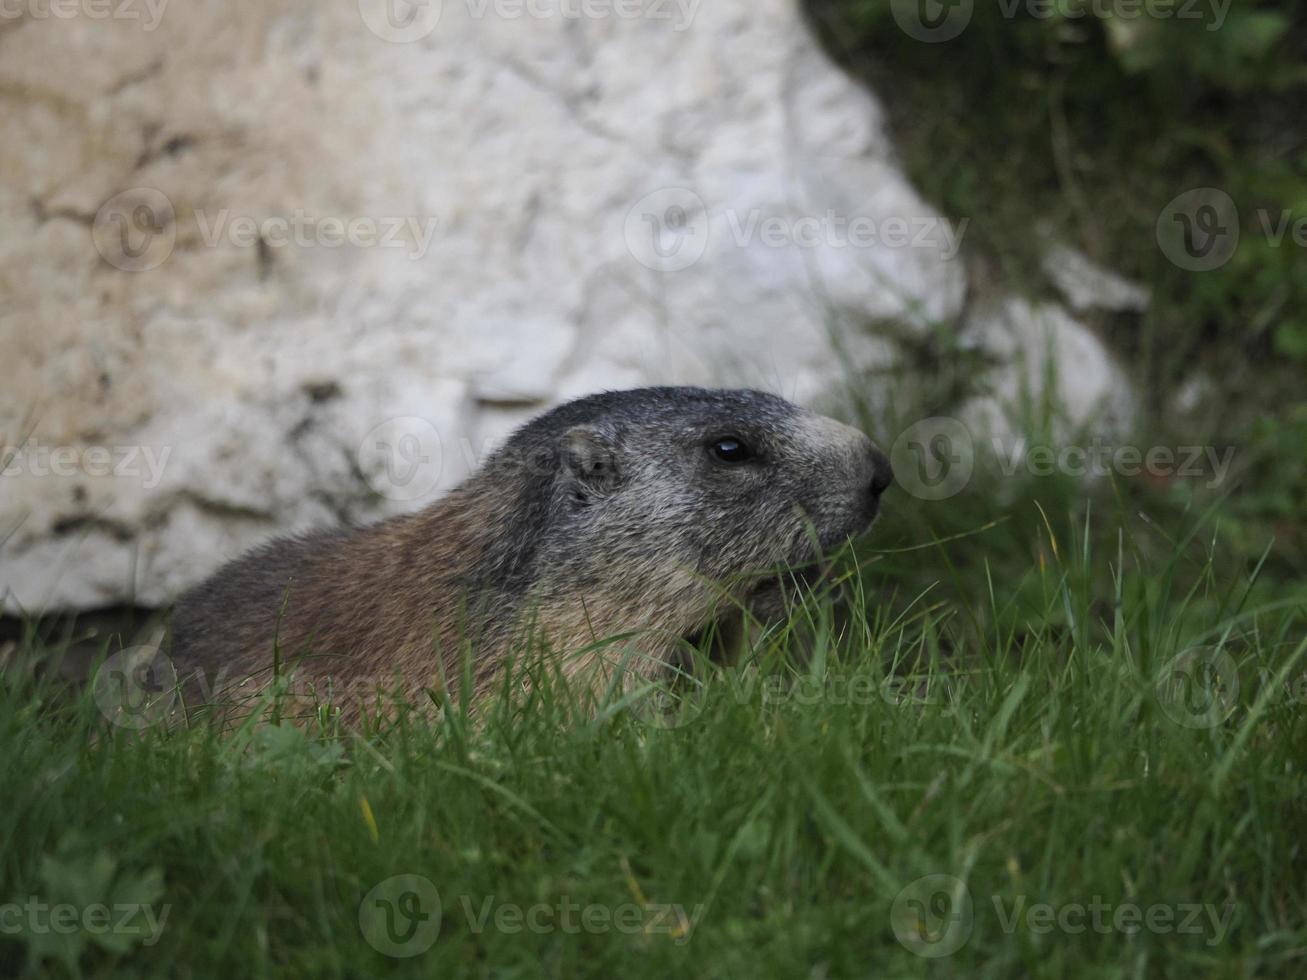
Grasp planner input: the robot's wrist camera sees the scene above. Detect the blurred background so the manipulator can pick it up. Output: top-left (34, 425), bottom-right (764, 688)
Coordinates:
top-left (1, 0), bottom-right (1303, 626)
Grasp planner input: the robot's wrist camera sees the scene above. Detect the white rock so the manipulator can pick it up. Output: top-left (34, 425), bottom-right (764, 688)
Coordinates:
top-left (468, 317), bottom-right (579, 405)
top-left (1043, 243), bottom-right (1151, 314)
top-left (959, 298), bottom-right (1136, 448)
top-left (0, 0), bottom-right (1124, 612)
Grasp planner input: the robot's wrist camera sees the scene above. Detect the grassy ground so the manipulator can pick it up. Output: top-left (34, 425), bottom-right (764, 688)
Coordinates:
top-left (3, 453), bottom-right (1305, 978)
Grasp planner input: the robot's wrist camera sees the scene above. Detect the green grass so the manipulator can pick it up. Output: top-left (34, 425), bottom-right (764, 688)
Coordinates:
top-left (3, 462), bottom-right (1306, 978)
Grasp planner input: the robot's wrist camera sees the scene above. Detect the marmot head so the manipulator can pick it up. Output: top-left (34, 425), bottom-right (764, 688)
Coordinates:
top-left (482, 387), bottom-right (891, 625)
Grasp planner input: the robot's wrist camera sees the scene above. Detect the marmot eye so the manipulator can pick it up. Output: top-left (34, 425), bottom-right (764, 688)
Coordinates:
top-left (709, 437), bottom-right (754, 464)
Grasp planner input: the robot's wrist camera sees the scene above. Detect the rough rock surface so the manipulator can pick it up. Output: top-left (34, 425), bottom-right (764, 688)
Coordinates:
top-left (0, 0), bottom-right (1130, 612)
top-left (1043, 244), bottom-right (1151, 314)
top-left (959, 298), bottom-right (1138, 446)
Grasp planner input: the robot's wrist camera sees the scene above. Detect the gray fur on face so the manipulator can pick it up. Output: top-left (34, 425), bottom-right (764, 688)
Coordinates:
top-left (480, 387), bottom-right (889, 604)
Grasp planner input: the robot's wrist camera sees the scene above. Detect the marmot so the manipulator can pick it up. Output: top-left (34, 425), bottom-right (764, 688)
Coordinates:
top-left (169, 387), bottom-right (892, 718)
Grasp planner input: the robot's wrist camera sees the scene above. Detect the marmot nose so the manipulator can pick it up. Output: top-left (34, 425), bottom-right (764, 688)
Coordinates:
top-left (868, 445), bottom-right (893, 498)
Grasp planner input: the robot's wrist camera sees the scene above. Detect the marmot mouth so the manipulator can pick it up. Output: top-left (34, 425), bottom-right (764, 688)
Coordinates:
top-left (743, 558), bottom-right (832, 602)
top-left (678, 551), bottom-right (850, 659)
top-left (717, 559), bottom-right (833, 629)
top-left (679, 561), bottom-right (835, 664)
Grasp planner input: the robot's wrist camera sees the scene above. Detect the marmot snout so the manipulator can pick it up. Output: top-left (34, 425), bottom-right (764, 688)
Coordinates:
top-left (170, 387), bottom-right (892, 714)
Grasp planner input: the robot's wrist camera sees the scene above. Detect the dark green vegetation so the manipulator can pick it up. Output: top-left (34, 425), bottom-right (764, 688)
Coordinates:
top-left (808, 0), bottom-right (1307, 367)
top-left (807, 0), bottom-right (1307, 567)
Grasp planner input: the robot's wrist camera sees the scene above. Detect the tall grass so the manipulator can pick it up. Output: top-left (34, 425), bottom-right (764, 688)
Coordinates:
top-left (2, 470), bottom-right (1304, 977)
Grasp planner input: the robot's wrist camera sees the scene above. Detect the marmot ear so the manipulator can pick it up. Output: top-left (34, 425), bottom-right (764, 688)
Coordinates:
top-left (561, 425), bottom-right (622, 494)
